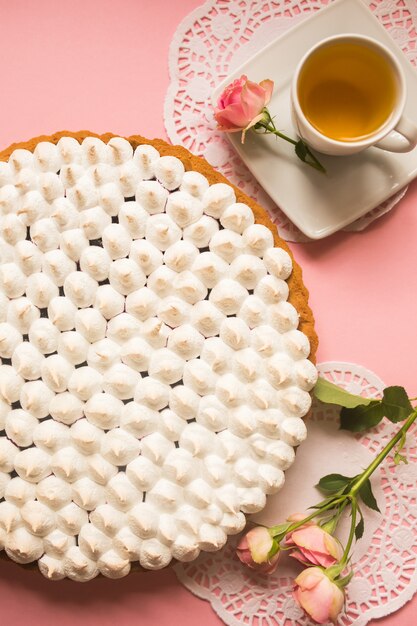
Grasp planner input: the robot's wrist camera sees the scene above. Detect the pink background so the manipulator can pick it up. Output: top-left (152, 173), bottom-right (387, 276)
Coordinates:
top-left (0, 0), bottom-right (416, 624)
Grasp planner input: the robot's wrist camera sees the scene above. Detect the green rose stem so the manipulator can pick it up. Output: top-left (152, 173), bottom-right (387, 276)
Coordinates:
top-left (268, 497), bottom-right (346, 540)
top-left (349, 407), bottom-right (417, 497)
top-left (254, 109), bottom-right (326, 174)
top-left (337, 406), bottom-right (417, 568)
top-left (337, 499), bottom-right (357, 572)
top-left (268, 407), bottom-right (417, 566)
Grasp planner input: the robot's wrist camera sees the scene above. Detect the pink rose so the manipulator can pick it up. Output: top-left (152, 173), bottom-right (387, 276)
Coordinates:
top-left (285, 513), bottom-right (315, 542)
top-left (236, 527), bottom-right (280, 574)
top-left (286, 519), bottom-right (343, 568)
top-left (214, 75), bottom-right (274, 142)
top-left (294, 567), bottom-right (345, 624)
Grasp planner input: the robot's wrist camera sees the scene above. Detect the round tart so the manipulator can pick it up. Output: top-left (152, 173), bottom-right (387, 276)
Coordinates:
top-left (0, 132), bottom-right (317, 580)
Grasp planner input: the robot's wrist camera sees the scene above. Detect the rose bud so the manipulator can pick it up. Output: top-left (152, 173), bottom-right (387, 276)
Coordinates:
top-left (286, 519), bottom-right (343, 568)
top-left (214, 75), bottom-right (273, 142)
top-left (236, 526), bottom-right (280, 574)
top-left (294, 567), bottom-right (345, 624)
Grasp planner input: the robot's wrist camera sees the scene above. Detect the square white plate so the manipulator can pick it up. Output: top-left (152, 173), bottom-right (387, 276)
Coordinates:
top-left (212, 0), bottom-right (417, 239)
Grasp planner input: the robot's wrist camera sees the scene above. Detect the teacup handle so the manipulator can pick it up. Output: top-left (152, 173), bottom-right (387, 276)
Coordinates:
top-left (375, 115), bottom-right (417, 153)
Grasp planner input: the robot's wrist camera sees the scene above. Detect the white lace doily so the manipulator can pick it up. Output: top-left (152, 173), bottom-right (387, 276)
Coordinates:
top-left (165, 0), bottom-right (417, 242)
top-left (175, 361), bottom-right (417, 625)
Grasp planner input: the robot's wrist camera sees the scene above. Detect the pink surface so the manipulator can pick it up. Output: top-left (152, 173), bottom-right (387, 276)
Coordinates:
top-left (0, 0), bottom-right (416, 624)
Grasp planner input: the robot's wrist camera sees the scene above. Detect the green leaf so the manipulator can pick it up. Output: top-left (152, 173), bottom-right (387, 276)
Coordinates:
top-left (355, 508), bottom-right (364, 540)
top-left (269, 522), bottom-right (292, 538)
top-left (316, 473), bottom-right (352, 495)
top-left (267, 538), bottom-right (280, 559)
top-left (393, 429), bottom-right (409, 465)
top-left (308, 495), bottom-right (343, 511)
top-left (355, 517), bottom-right (364, 540)
top-left (295, 140), bottom-right (308, 160)
top-left (339, 386), bottom-right (413, 432)
top-left (340, 402), bottom-right (385, 432)
top-left (381, 386), bottom-right (413, 423)
top-left (315, 380), bottom-right (413, 432)
top-left (314, 377), bottom-right (374, 409)
top-left (394, 452), bottom-right (408, 465)
top-left (294, 140), bottom-right (326, 173)
top-left (338, 570), bottom-right (355, 587)
top-left (358, 479), bottom-right (380, 512)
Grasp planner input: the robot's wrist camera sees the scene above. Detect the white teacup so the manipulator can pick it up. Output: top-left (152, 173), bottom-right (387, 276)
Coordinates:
top-left (291, 33), bottom-right (417, 156)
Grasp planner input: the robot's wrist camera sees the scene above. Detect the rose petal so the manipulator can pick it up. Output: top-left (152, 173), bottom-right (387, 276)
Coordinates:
top-left (294, 567), bottom-right (323, 590)
top-left (313, 552), bottom-right (339, 568)
top-left (285, 514), bottom-right (315, 542)
top-left (291, 526), bottom-right (340, 566)
top-left (214, 103), bottom-right (252, 130)
top-left (294, 568), bottom-right (345, 624)
top-left (246, 527), bottom-right (273, 563)
top-left (226, 89), bottom-right (244, 107)
top-left (297, 548), bottom-right (322, 567)
top-left (294, 546), bottom-right (340, 568)
top-left (237, 534), bottom-right (249, 549)
top-left (287, 513), bottom-right (310, 523)
top-left (329, 584), bottom-right (345, 622)
top-left (289, 550), bottom-right (316, 565)
top-left (240, 79), bottom-right (268, 121)
top-left (245, 550), bottom-right (280, 574)
top-left (241, 113), bottom-right (265, 143)
top-left (259, 79), bottom-right (274, 105)
top-left (216, 127), bottom-right (244, 136)
top-left (236, 548), bottom-right (254, 566)
top-left (258, 553), bottom-right (280, 574)
top-left (297, 586), bottom-right (334, 624)
top-left (324, 533), bottom-right (344, 561)
top-left (305, 576), bottom-right (341, 624)
top-left (218, 75), bottom-right (247, 109)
